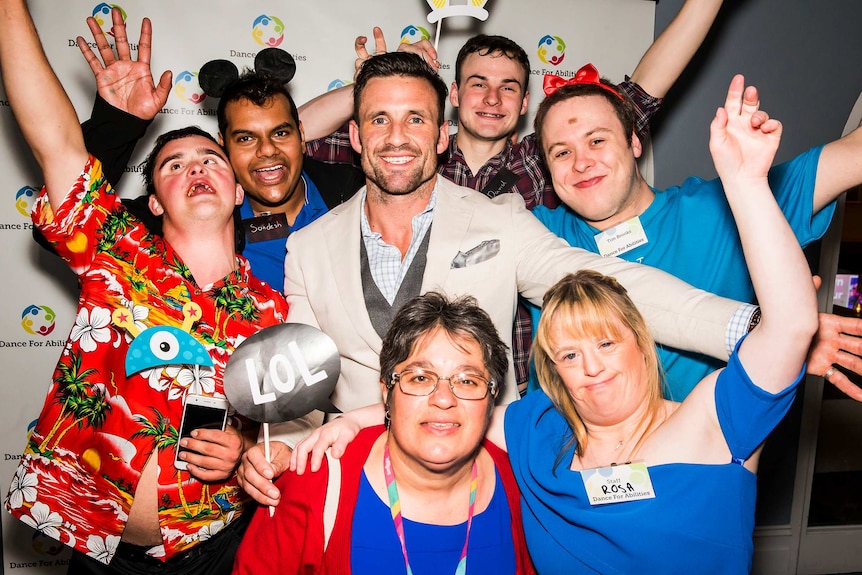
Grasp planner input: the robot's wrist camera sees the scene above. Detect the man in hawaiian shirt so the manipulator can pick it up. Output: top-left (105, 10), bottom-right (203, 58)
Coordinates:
top-left (0, 1), bottom-right (288, 571)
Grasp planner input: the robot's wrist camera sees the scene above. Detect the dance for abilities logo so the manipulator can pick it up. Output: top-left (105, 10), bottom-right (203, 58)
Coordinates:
top-left (21, 305), bottom-right (56, 337)
top-left (173, 71), bottom-right (206, 105)
top-left (91, 2), bottom-right (127, 37)
top-left (327, 79), bottom-right (349, 92)
top-left (400, 24), bottom-right (431, 44)
top-left (537, 34), bottom-right (566, 66)
top-left (15, 185), bottom-right (39, 218)
top-left (252, 14), bottom-right (285, 47)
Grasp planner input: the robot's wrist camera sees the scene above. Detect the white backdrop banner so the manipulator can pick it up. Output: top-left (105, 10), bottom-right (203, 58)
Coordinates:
top-left (0, 0), bottom-right (653, 570)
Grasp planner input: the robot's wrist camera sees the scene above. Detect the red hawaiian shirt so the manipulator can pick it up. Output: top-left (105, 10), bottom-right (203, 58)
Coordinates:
top-left (6, 157), bottom-right (288, 562)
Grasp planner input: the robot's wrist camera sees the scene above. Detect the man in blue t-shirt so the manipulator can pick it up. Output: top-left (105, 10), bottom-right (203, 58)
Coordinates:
top-left (527, 72), bottom-right (862, 400)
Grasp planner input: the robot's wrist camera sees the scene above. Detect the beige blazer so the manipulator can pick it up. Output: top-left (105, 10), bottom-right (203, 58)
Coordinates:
top-left (275, 177), bottom-right (742, 443)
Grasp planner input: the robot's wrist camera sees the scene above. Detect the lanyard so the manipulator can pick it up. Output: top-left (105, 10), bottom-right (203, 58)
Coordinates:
top-left (383, 444), bottom-right (478, 575)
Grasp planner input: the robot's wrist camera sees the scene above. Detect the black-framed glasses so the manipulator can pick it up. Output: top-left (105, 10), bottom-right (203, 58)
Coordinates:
top-left (391, 368), bottom-right (497, 400)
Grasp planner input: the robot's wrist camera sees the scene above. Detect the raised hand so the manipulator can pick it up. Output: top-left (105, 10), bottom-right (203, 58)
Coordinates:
top-left (396, 36), bottom-right (439, 70)
top-left (77, 7), bottom-right (171, 120)
top-left (709, 74), bottom-right (782, 186)
top-left (354, 26), bottom-right (388, 79)
top-left (354, 26), bottom-right (440, 79)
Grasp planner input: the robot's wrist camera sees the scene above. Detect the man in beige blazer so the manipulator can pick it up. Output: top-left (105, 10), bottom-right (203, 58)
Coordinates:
top-left (236, 52), bottom-right (751, 505)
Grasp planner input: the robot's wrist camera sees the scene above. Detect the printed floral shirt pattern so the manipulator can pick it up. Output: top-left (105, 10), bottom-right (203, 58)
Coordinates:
top-left (5, 157), bottom-right (288, 563)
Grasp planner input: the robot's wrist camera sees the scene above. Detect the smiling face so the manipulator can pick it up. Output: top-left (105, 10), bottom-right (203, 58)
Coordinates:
top-left (384, 327), bottom-right (494, 473)
top-left (349, 75), bottom-right (448, 199)
top-left (147, 134), bottom-right (242, 225)
top-left (451, 51), bottom-right (529, 145)
top-left (541, 95), bottom-right (651, 230)
top-left (220, 95), bottom-right (306, 215)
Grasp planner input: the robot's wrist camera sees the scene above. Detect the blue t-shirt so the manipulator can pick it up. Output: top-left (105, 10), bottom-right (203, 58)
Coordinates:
top-left (504, 347), bottom-right (802, 574)
top-left (530, 146), bottom-right (832, 399)
top-left (239, 171), bottom-right (328, 293)
top-left (350, 467), bottom-right (516, 575)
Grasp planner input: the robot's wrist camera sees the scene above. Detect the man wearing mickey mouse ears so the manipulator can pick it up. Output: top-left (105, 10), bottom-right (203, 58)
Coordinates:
top-left (77, 9), bottom-right (365, 294)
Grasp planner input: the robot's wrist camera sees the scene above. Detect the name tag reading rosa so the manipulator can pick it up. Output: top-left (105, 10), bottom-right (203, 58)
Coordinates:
top-left (581, 462), bottom-right (656, 505)
top-left (224, 323), bottom-right (341, 422)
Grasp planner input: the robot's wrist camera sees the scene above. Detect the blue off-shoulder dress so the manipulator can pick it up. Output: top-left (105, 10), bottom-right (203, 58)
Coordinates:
top-left (504, 347), bottom-right (802, 574)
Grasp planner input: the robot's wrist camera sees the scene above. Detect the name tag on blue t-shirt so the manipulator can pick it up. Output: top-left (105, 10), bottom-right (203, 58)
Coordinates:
top-left (594, 216), bottom-right (648, 257)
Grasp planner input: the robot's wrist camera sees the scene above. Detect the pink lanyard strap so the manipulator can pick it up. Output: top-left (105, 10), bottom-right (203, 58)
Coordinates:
top-left (383, 443), bottom-right (478, 575)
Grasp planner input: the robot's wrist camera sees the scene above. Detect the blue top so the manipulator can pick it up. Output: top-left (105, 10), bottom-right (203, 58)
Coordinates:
top-left (530, 146), bottom-right (831, 399)
top-left (504, 346), bottom-right (803, 574)
top-left (350, 467), bottom-right (516, 575)
top-left (239, 171), bottom-right (329, 293)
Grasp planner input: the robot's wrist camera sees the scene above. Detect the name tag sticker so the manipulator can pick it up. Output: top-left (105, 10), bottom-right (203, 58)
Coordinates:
top-left (594, 216), bottom-right (648, 258)
top-left (581, 461), bottom-right (656, 505)
top-left (244, 213), bottom-right (289, 243)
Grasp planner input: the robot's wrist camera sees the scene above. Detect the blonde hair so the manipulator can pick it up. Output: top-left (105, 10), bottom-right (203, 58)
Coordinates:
top-left (533, 271), bottom-right (665, 458)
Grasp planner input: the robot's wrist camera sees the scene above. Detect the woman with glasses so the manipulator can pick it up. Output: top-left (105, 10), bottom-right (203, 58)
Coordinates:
top-left (233, 292), bottom-right (535, 574)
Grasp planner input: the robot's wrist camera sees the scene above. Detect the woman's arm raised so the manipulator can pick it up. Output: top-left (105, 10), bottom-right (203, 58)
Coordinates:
top-left (709, 75), bottom-right (819, 393)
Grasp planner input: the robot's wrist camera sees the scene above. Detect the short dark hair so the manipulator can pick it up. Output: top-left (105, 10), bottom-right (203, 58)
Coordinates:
top-left (353, 52), bottom-right (448, 127)
top-left (379, 292), bottom-right (508, 402)
top-left (534, 80), bottom-right (637, 162)
top-left (455, 35), bottom-right (531, 90)
top-left (216, 71), bottom-right (300, 137)
top-left (142, 126), bottom-right (221, 196)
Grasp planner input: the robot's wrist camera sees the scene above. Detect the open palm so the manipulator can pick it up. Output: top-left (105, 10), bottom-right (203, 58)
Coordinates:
top-left (77, 8), bottom-right (171, 120)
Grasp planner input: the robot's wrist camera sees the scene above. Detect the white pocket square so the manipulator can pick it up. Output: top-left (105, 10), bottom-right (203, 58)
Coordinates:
top-left (451, 239), bottom-right (501, 269)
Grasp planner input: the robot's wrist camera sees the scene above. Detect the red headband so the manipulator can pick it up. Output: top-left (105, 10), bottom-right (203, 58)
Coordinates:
top-left (542, 63), bottom-right (624, 101)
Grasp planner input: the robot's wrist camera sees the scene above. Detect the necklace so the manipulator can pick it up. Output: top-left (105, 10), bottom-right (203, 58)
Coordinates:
top-left (383, 444), bottom-right (477, 575)
top-left (578, 439), bottom-right (628, 470)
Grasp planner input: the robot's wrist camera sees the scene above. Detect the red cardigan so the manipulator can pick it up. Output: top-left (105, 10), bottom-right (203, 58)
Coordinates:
top-left (233, 425), bottom-right (535, 574)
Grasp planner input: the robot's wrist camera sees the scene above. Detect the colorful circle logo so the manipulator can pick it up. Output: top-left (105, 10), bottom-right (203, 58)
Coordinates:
top-left (173, 71), bottom-right (206, 105)
top-left (327, 79), bottom-right (349, 92)
top-left (91, 3), bottom-right (127, 37)
top-left (252, 14), bottom-right (285, 47)
top-left (15, 185), bottom-right (39, 217)
top-left (21, 305), bottom-right (56, 337)
top-left (32, 531), bottom-right (65, 556)
top-left (537, 35), bottom-right (566, 66)
top-left (400, 25), bottom-right (431, 44)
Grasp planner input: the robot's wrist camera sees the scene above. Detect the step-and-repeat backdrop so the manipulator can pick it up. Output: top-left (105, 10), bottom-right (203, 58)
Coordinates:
top-left (0, 0), bottom-right (654, 570)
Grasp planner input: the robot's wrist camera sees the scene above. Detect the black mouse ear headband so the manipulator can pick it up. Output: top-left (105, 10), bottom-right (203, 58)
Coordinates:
top-left (198, 47), bottom-right (297, 98)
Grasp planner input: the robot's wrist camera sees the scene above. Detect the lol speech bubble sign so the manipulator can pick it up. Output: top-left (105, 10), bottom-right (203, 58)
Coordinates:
top-left (224, 323), bottom-right (341, 423)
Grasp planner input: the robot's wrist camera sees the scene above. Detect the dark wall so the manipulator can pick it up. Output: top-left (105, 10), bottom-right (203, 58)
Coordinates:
top-left (651, 0), bottom-right (862, 188)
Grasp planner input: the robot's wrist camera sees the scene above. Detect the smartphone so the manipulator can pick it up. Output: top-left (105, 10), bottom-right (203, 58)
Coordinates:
top-left (174, 394), bottom-right (229, 470)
